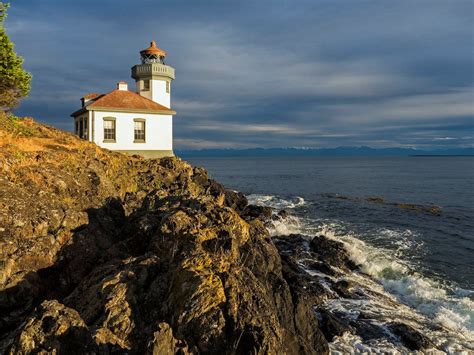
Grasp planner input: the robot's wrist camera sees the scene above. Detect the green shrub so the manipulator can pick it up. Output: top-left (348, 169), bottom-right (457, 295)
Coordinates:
top-left (0, 3), bottom-right (32, 112)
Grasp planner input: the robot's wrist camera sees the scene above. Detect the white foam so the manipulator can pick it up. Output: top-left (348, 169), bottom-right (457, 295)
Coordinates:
top-left (250, 194), bottom-right (474, 352)
top-left (268, 215), bottom-right (303, 235)
top-left (330, 332), bottom-right (410, 354)
top-left (377, 228), bottom-right (424, 257)
top-left (246, 194), bottom-right (307, 209)
top-left (318, 222), bottom-right (474, 350)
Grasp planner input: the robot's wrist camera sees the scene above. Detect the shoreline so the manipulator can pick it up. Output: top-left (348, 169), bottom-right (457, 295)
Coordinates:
top-left (249, 194), bottom-right (474, 353)
top-left (0, 116), bottom-right (472, 353)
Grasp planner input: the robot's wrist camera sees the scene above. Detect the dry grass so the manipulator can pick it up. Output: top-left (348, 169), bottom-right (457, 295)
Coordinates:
top-left (62, 196), bottom-right (75, 206)
top-left (0, 113), bottom-right (144, 195)
top-left (0, 130), bottom-right (90, 153)
top-left (0, 114), bottom-right (99, 171)
top-left (0, 113), bottom-right (91, 151)
top-left (23, 170), bottom-right (45, 186)
top-left (0, 134), bottom-right (50, 152)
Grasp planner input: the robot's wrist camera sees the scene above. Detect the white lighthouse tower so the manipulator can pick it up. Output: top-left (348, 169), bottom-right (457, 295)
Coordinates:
top-left (132, 41), bottom-right (175, 108)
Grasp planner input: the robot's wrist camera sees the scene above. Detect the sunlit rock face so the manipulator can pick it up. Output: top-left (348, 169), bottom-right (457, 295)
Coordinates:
top-left (0, 114), bottom-right (329, 354)
top-left (0, 114), bottom-right (443, 353)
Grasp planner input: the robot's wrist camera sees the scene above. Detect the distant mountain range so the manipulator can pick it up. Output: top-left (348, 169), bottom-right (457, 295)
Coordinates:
top-left (177, 146), bottom-right (474, 157)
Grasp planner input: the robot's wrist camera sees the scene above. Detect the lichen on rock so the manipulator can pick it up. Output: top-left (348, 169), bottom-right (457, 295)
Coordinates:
top-left (0, 114), bottom-right (329, 354)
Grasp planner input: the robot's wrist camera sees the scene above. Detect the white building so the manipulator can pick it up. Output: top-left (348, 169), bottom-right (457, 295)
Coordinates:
top-left (71, 41), bottom-right (176, 158)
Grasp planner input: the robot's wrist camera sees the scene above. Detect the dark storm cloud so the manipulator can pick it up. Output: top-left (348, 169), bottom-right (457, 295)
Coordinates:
top-left (6, 0), bottom-right (474, 149)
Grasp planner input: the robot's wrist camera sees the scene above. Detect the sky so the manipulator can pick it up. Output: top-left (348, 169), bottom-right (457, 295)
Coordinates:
top-left (6, 0), bottom-right (474, 150)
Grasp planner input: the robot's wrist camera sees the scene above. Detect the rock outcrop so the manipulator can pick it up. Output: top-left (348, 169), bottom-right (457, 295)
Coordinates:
top-left (0, 114), bottom-right (439, 353)
top-left (0, 114), bottom-right (329, 353)
top-left (273, 234), bottom-right (437, 352)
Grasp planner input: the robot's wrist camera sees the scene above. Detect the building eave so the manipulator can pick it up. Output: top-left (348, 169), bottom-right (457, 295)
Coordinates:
top-left (70, 107), bottom-right (88, 117)
top-left (71, 106), bottom-right (176, 117)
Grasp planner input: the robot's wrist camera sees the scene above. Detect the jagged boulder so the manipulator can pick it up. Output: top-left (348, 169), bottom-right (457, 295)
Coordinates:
top-left (388, 322), bottom-right (434, 351)
top-left (0, 116), bottom-right (329, 354)
top-left (148, 323), bottom-right (190, 355)
top-left (309, 234), bottom-right (358, 271)
top-left (7, 300), bottom-right (97, 354)
top-left (242, 205), bottom-right (273, 222)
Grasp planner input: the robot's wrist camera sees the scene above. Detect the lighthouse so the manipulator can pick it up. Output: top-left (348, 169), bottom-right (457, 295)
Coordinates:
top-left (132, 41), bottom-right (175, 108)
top-left (71, 41), bottom-right (176, 159)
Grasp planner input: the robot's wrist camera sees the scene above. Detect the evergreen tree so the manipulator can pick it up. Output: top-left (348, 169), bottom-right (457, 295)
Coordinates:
top-left (0, 2), bottom-right (31, 112)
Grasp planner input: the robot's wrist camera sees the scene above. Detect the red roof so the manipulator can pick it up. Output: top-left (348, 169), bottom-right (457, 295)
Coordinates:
top-left (140, 40), bottom-right (167, 57)
top-left (82, 93), bottom-right (102, 100)
top-left (71, 89), bottom-right (175, 116)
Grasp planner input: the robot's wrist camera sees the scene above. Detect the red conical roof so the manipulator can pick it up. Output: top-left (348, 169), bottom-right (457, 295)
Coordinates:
top-left (140, 40), bottom-right (167, 57)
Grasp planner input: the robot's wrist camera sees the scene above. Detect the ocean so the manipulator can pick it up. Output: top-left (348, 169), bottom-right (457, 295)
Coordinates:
top-left (185, 156), bottom-right (474, 352)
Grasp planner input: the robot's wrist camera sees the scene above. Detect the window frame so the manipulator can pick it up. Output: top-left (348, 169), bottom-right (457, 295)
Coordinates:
top-left (83, 117), bottom-right (88, 140)
top-left (79, 118), bottom-right (84, 139)
top-left (143, 79), bottom-right (150, 91)
top-left (133, 118), bottom-right (146, 143)
top-left (166, 81), bottom-right (170, 93)
top-left (103, 117), bottom-right (116, 143)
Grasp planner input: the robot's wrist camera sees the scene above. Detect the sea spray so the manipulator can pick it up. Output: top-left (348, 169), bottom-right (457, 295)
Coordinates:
top-left (318, 223), bottom-right (474, 337)
top-left (247, 194), bottom-right (307, 209)
top-left (250, 193), bottom-right (474, 352)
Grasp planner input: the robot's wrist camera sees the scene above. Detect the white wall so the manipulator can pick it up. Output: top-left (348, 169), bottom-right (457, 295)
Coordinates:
top-left (91, 111), bottom-right (173, 151)
top-left (135, 78), bottom-right (170, 107)
top-left (151, 79), bottom-right (170, 108)
top-left (136, 80), bottom-right (152, 101)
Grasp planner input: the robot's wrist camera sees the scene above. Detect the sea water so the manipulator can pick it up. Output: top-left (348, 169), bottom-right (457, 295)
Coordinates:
top-left (186, 156), bottom-right (474, 352)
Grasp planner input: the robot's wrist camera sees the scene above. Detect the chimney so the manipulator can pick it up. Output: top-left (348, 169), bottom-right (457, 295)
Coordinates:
top-left (117, 81), bottom-right (128, 91)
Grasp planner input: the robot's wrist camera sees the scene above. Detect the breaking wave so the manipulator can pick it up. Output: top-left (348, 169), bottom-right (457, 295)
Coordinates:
top-left (247, 194), bottom-right (307, 235)
top-left (317, 223), bottom-right (474, 337)
top-left (255, 193), bottom-right (474, 353)
top-left (247, 194), bottom-right (307, 210)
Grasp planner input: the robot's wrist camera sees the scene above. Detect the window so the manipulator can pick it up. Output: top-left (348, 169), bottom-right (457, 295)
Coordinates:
top-left (103, 118), bottom-right (116, 142)
top-left (76, 116), bottom-right (88, 139)
top-left (134, 119), bottom-right (145, 142)
top-left (79, 119), bottom-right (84, 138)
top-left (83, 118), bottom-right (88, 139)
top-left (143, 80), bottom-right (150, 91)
top-left (166, 81), bottom-right (170, 93)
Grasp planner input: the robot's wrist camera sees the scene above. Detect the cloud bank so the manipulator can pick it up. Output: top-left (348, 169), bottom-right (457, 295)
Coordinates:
top-left (7, 0), bottom-right (474, 149)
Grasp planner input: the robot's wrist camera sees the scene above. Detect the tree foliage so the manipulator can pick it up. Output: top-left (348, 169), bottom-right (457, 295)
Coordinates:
top-left (0, 2), bottom-right (32, 112)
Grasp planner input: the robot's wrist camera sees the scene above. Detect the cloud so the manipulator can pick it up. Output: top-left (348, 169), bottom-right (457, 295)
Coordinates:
top-left (192, 122), bottom-right (309, 135)
top-left (7, 0), bottom-right (474, 149)
top-left (310, 89), bottom-right (474, 125)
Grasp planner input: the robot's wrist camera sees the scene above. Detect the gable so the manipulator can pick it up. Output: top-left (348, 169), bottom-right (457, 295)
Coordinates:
top-left (71, 89), bottom-right (176, 117)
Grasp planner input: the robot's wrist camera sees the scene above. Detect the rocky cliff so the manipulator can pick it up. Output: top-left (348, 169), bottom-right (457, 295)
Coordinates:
top-left (0, 114), bottom-right (437, 354)
top-left (0, 114), bottom-right (329, 354)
